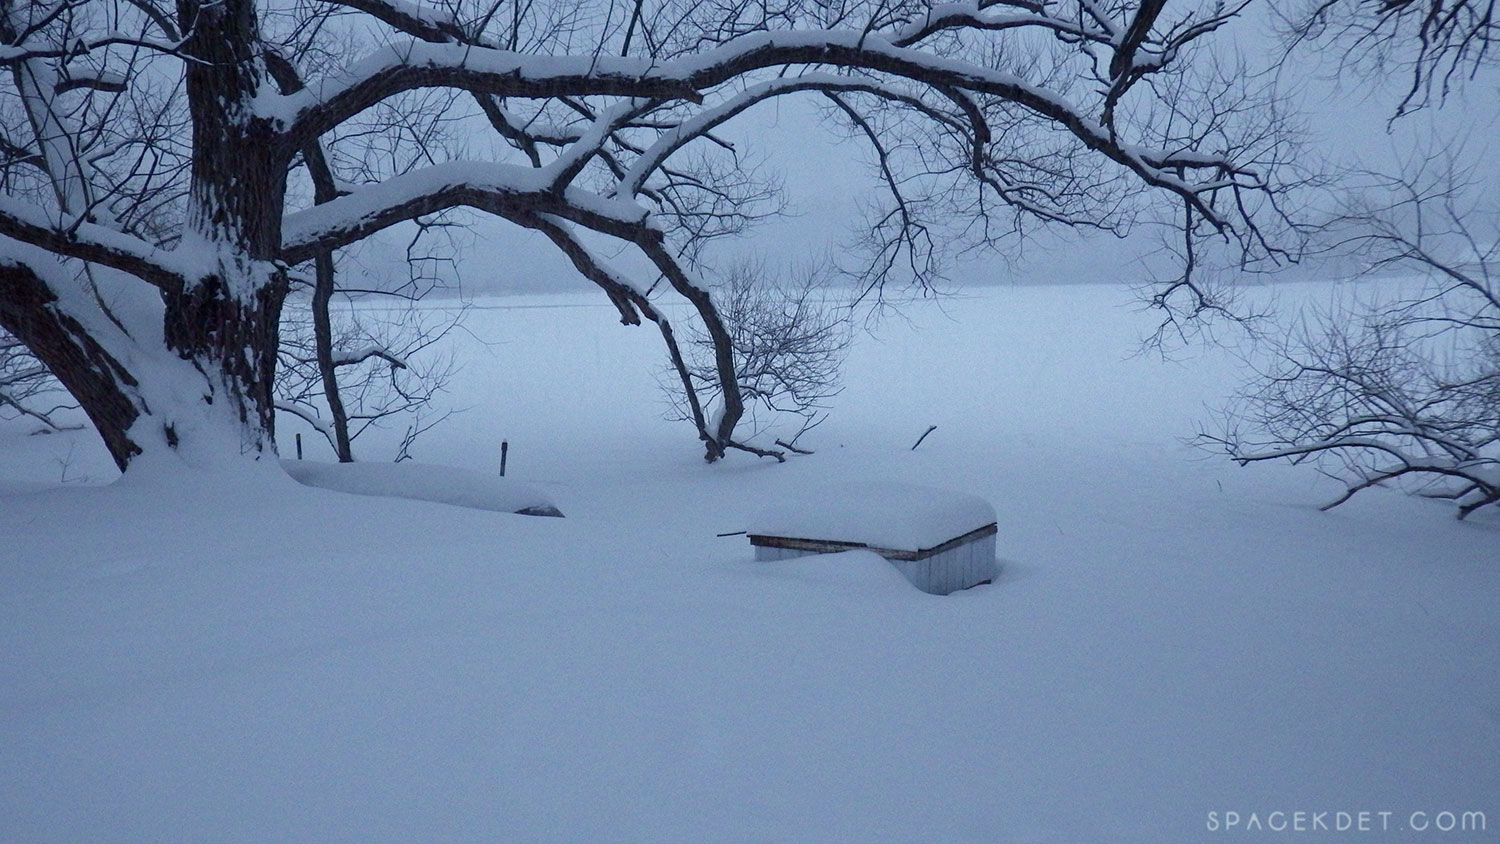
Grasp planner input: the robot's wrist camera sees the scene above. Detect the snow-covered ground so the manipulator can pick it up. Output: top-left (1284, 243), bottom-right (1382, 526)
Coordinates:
top-left (2, 282), bottom-right (1496, 843)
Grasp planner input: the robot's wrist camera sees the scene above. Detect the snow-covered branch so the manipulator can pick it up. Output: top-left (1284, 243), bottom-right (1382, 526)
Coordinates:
top-left (333, 345), bottom-right (408, 370)
top-left (0, 200), bottom-right (187, 291)
top-left (274, 43), bottom-right (703, 149)
top-left (280, 161), bottom-right (651, 262)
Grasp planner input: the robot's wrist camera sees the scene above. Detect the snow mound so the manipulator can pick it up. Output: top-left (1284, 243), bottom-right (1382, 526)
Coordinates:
top-left (747, 482), bottom-right (995, 551)
top-left (281, 459), bottom-right (563, 517)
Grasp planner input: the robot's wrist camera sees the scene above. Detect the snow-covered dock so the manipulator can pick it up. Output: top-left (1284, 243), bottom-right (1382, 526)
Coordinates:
top-left (747, 483), bottom-right (997, 594)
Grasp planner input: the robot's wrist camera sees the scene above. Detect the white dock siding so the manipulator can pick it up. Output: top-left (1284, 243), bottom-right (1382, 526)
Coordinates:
top-left (746, 483), bottom-right (999, 595)
top-left (750, 525), bottom-right (997, 594)
top-left (892, 530), bottom-right (997, 595)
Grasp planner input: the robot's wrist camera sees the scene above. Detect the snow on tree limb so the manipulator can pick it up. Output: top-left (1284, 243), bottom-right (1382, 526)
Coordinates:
top-left (273, 18), bottom-right (1275, 275)
top-left (332, 345), bottom-right (409, 369)
top-left (267, 18), bottom-right (1268, 237)
top-left (322, 0), bottom-right (467, 44)
top-left (279, 161), bottom-right (652, 262)
top-left (0, 201), bottom-right (189, 292)
top-left (271, 42), bottom-right (704, 148)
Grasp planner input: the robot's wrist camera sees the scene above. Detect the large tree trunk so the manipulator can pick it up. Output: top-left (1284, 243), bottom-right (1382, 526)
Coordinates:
top-left (158, 267), bottom-right (286, 457)
top-left (0, 256), bottom-right (289, 472)
top-left (0, 0), bottom-right (292, 473)
top-left (145, 0), bottom-right (290, 465)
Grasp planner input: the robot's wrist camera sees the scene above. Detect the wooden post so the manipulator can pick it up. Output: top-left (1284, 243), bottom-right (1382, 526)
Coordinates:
top-left (911, 425), bottom-right (937, 451)
top-left (500, 440), bottom-right (508, 477)
top-left (296, 433), bottom-right (303, 460)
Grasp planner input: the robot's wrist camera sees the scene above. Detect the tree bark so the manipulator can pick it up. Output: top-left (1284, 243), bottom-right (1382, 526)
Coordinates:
top-left (0, 265), bottom-right (142, 469)
top-left (152, 0), bottom-right (291, 460)
top-left (312, 251), bottom-right (354, 461)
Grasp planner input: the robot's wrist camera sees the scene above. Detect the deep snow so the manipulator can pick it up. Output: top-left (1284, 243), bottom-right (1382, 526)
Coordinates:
top-left (282, 458), bottom-right (563, 516)
top-left (2, 282), bottom-right (1496, 843)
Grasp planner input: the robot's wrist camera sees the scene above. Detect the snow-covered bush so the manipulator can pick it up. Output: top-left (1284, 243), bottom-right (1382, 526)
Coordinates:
top-left (1212, 166), bottom-right (1500, 517)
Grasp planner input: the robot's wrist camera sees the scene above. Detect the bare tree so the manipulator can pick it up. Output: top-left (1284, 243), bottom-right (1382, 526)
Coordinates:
top-left (0, 330), bottom-right (75, 430)
top-left (667, 259), bottom-right (851, 459)
top-left (1, 0), bottom-right (1294, 475)
top-left (264, 29), bottom-right (471, 464)
top-left (1282, 0), bottom-right (1500, 115)
top-left (1218, 0), bottom-right (1500, 516)
top-left (1210, 160), bottom-right (1500, 517)
top-left (276, 279), bottom-right (463, 461)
